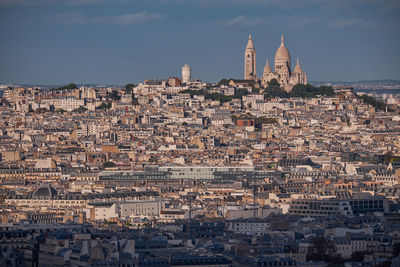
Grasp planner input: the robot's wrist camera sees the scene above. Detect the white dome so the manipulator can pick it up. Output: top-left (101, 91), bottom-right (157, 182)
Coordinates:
top-left (275, 35), bottom-right (291, 63)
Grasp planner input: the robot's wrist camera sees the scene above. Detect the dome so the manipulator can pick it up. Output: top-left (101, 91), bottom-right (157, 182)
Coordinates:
top-left (275, 35), bottom-right (291, 63)
top-left (32, 184), bottom-right (58, 199)
top-left (293, 58), bottom-right (302, 73)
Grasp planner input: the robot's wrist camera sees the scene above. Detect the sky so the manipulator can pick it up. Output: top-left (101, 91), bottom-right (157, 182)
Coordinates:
top-left (0, 0), bottom-right (399, 85)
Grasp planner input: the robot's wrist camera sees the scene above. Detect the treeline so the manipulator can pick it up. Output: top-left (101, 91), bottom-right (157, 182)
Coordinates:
top-left (357, 94), bottom-right (387, 111)
top-left (51, 83), bottom-right (78, 91)
top-left (180, 88), bottom-right (248, 103)
top-left (264, 79), bottom-right (335, 98)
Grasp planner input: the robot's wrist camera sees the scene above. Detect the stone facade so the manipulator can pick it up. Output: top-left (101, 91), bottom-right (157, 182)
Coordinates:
top-left (244, 34), bottom-right (256, 81)
top-left (261, 35), bottom-right (307, 91)
top-left (243, 34), bottom-right (308, 91)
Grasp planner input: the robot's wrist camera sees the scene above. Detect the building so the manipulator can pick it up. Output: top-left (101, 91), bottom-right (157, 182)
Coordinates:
top-left (244, 34), bottom-right (256, 81)
top-left (261, 35), bottom-right (307, 91)
top-left (228, 221), bottom-right (271, 236)
top-left (288, 196), bottom-right (389, 217)
top-left (182, 64), bottom-right (191, 84)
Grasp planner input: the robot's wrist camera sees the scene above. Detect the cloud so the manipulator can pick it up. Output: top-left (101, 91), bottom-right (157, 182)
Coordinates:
top-left (53, 11), bottom-right (165, 25)
top-left (225, 15), bottom-right (263, 27)
top-left (295, 18), bottom-right (319, 27)
top-left (0, 0), bottom-right (101, 6)
top-left (52, 12), bottom-right (89, 25)
top-left (114, 12), bottom-right (164, 25)
top-left (328, 18), bottom-right (377, 28)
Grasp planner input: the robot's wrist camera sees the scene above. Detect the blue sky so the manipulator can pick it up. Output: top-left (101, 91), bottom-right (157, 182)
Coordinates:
top-left (0, 0), bottom-right (399, 85)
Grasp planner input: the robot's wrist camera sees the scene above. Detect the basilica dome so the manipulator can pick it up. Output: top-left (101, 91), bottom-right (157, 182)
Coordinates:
top-left (275, 35), bottom-right (291, 63)
top-left (32, 184), bottom-right (58, 199)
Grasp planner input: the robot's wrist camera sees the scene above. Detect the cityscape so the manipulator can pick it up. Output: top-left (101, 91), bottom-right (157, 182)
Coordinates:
top-left (1, 1), bottom-right (400, 267)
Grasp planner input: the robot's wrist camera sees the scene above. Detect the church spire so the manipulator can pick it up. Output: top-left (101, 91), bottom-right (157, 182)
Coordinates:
top-left (246, 33), bottom-right (255, 50)
top-left (294, 57), bottom-right (302, 73)
top-left (281, 34), bottom-right (284, 45)
top-left (244, 34), bottom-right (256, 80)
top-left (264, 59), bottom-right (271, 73)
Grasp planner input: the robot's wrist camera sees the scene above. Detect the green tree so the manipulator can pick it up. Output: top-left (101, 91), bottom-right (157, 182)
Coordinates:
top-left (349, 251), bottom-right (368, 262)
top-left (108, 90), bottom-right (121, 101)
top-left (56, 108), bottom-right (67, 113)
top-left (384, 151), bottom-right (393, 164)
top-left (307, 237), bottom-right (343, 264)
top-left (125, 83), bottom-right (135, 94)
top-left (357, 94), bottom-right (387, 111)
top-left (235, 88), bottom-right (249, 98)
top-left (73, 106), bottom-right (88, 113)
top-left (218, 78), bottom-right (230, 86)
top-left (36, 107), bottom-right (49, 113)
top-left (291, 84), bottom-right (335, 98)
top-left (97, 102), bottom-right (111, 110)
top-left (57, 83), bottom-right (78, 90)
top-left (255, 117), bottom-right (278, 129)
top-left (103, 162), bottom-right (116, 168)
top-left (393, 242), bottom-right (400, 258)
top-left (264, 79), bottom-right (289, 98)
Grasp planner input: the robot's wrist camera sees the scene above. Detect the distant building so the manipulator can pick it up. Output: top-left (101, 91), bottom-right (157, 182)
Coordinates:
top-left (182, 64), bottom-right (191, 84)
top-left (243, 34), bottom-right (307, 91)
top-left (244, 34), bottom-right (256, 81)
top-left (288, 196), bottom-right (389, 217)
top-left (261, 35), bottom-right (307, 91)
top-left (168, 77), bottom-right (181, 87)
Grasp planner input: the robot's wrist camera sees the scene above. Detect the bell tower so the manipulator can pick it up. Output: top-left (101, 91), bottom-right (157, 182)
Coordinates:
top-left (244, 34), bottom-right (256, 80)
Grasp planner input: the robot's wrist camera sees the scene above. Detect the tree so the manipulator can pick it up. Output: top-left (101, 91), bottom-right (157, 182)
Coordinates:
top-left (255, 117), bottom-right (278, 129)
top-left (235, 88), bottom-right (249, 98)
top-left (125, 84), bottom-right (135, 94)
top-left (264, 79), bottom-right (289, 98)
top-left (108, 90), bottom-right (121, 101)
top-left (393, 242), bottom-right (400, 258)
top-left (36, 107), bottom-right (49, 113)
top-left (307, 237), bottom-right (343, 264)
top-left (349, 251), bottom-right (368, 262)
top-left (57, 83), bottom-right (77, 90)
top-left (73, 106), bottom-right (88, 113)
top-left (56, 108), bottom-right (67, 113)
top-left (291, 84), bottom-right (335, 98)
top-left (218, 78), bottom-right (230, 86)
top-left (357, 94), bottom-right (387, 111)
top-left (384, 151), bottom-right (393, 164)
top-left (97, 102), bottom-right (111, 110)
top-left (103, 162), bottom-right (116, 168)
top-left (268, 78), bottom-right (280, 88)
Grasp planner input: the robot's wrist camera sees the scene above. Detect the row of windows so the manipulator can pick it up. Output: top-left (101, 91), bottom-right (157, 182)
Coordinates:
top-left (291, 210), bottom-right (338, 215)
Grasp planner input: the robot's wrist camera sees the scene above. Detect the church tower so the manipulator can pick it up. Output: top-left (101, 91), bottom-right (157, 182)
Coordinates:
top-left (244, 34), bottom-right (256, 80)
top-left (274, 34), bottom-right (291, 85)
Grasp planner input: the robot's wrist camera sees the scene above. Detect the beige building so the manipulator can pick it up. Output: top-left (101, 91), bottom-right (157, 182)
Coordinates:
top-left (182, 63), bottom-right (191, 84)
top-left (261, 35), bottom-right (307, 91)
top-left (243, 34), bottom-right (308, 91)
top-left (244, 34), bottom-right (256, 81)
